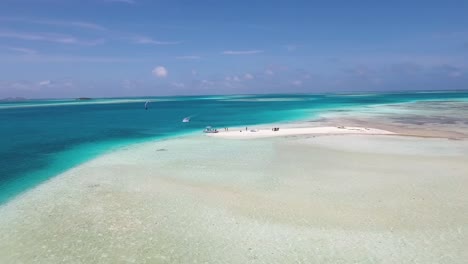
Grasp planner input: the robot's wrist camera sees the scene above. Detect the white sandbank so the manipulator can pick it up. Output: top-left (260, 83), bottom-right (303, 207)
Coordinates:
top-left (207, 126), bottom-right (394, 139)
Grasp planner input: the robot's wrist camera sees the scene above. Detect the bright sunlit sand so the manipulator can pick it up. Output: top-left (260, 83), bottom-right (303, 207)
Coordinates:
top-left (207, 126), bottom-right (394, 139)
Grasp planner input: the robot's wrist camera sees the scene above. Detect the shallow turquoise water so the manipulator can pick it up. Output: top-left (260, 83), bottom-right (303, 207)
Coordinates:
top-left (1, 91), bottom-right (468, 203)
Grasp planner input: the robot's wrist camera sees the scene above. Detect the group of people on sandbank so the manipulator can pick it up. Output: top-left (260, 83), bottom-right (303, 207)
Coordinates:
top-left (206, 126), bottom-right (281, 133)
top-left (237, 126), bottom-right (280, 132)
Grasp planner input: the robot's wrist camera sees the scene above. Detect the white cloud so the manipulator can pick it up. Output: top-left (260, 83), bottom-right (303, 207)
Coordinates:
top-left (65, 21), bottom-right (106, 31)
top-left (222, 50), bottom-right (264, 55)
top-left (176, 55), bottom-right (201, 60)
top-left (135, 36), bottom-right (180, 45)
top-left (201, 79), bottom-right (214, 86)
top-left (0, 30), bottom-right (104, 46)
top-left (0, 17), bottom-right (107, 31)
top-left (265, 69), bottom-right (274, 76)
top-left (7, 47), bottom-right (37, 55)
top-left (1, 79), bottom-right (75, 94)
top-left (38, 80), bottom-right (51, 86)
top-left (1, 55), bottom-right (144, 63)
top-left (171, 82), bottom-right (185, 88)
top-left (244, 73), bottom-right (254, 80)
top-left (152, 66), bottom-right (168, 78)
top-left (8, 82), bottom-right (35, 91)
top-left (226, 76), bottom-right (241, 82)
top-left (292, 80), bottom-right (303, 86)
top-left (63, 81), bottom-right (73, 87)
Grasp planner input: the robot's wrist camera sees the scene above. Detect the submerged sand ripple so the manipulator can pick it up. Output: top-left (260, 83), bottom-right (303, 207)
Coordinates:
top-left (0, 135), bottom-right (467, 263)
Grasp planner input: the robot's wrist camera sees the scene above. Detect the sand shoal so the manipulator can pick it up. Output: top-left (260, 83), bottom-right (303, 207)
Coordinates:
top-left (207, 126), bottom-right (394, 139)
top-left (0, 128), bottom-right (467, 263)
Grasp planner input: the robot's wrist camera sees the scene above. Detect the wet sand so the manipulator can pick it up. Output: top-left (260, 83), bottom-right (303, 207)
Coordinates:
top-left (315, 100), bottom-right (468, 139)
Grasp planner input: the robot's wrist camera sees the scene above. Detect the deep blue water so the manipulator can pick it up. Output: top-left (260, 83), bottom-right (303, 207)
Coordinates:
top-left (1, 91), bottom-right (468, 204)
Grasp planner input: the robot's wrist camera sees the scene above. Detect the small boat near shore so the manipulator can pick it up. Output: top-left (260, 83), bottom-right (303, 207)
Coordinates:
top-left (182, 117), bottom-right (190, 123)
top-left (203, 126), bottom-right (218, 133)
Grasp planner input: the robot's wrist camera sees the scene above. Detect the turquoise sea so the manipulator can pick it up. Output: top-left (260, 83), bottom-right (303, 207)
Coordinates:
top-left (1, 91), bottom-right (468, 204)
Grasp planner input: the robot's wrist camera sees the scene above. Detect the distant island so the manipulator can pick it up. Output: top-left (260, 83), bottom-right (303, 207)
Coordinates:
top-left (76, 97), bottom-right (92, 101)
top-left (1, 97), bottom-right (27, 102)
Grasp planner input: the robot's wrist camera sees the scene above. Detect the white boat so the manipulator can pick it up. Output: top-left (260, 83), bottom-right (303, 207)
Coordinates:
top-left (182, 117), bottom-right (190, 123)
top-left (203, 126), bottom-right (218, 133)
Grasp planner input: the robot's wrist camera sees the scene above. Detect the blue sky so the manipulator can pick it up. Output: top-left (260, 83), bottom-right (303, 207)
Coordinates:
top-left (0, 0), bottom-right (467, 98)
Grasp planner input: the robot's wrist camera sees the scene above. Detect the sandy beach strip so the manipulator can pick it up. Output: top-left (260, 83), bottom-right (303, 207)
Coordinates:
top-left (207, 126), bottom-right (395, 139)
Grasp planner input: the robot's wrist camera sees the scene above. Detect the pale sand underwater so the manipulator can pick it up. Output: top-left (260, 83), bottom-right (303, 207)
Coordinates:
top-left (1, 129), bottom-right (467, 263)
top-left (1, 101), bottom-right (468, 263)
